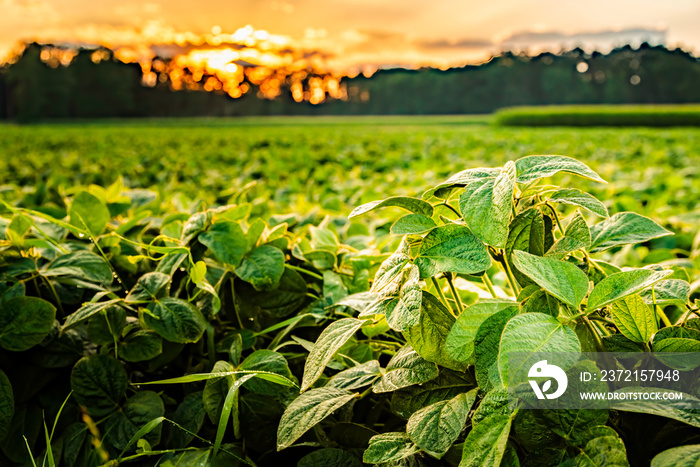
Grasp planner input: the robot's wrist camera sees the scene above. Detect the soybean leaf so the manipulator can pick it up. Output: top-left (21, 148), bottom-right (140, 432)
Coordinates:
top-left (546, 211), bottom-right (591, 258)
top-left (144, 298), bottom-right (207, 344)
top-left (405, 292), bottom-right (467, 371)
top-left (63, 299), bottom-right (121, 330)
top-left (548, 188), bottom-right (609, 218)
top-left (587, 268), bottom-right (673, 311)
top-left (459, 161), bottom-right (515, 248)
top-left (498, 312), bottom-right (581, 386)
top-left (198, 221), bottom-right (247, 266)
top-left (87, 305), bottom-right (126, 345)
top-left (423, 167), bottom-right (500, 199)
top-left (391, 370), bottom-right (476, 419)
top-left (406, 391), bottom-right (475, 459)
top-left (119, 331), bottom-right (163, 362)
top-left (589, 212), bottom-right (672, 253)
top-left (391, 214), bottom-right (437, 235)
top-left (235, 245), bottom-right (285, 291)
top-left (472, 388), bottom-right (511, 425)
top-left (640, 279), bottom-right (691, 307)
top-left (0, 296), bottom-right (56, 351)
top-left (385, 265), bottom-right (422, 332)
top-left (514, 155), bottom-right (606, 184)
top-left (236, 267), bottom-right (307, 318)
top-left (69, 191), bottom-right (110, 236)
top-left (105, 391), bottom-right (164, 452)
top-left (459, 414), bottom-right (512, 467)
top-left (611, 388), bottom-right (700, 427)
top-left (651, 445), bottom-right (700, 467)
top-left (475, 307), bottom-right (519, 391)
top-left (446, 299), bottom-right (518, 365)
top-left (371, 238), bottom-right (410, 294)
top-left (349, 196), bottom-right (434, 219)
top-left (276, 387), bottom-right (357, 450)
top-left (512, 250), bottom-right (589, 308)
top-left (505, 208), bottom-right (546, 287)
top-left (125, 272), bottom-right (170, 302)
top-left (45, 251), bottom-right (113, 283)
top-left (610, 294), bottom-right (657, 343)
top-left (0, 369), bottom-right (13, 442)
top-left (71, 355), bottom-right (128, 417)
top-left (239, 350), bottom-right (295, 395)
top-left (419, 224), bottom-right (492, 275)
top-left (327, 360), bottom-right (381, 391)
top-left (302, 318), bottom-right (365, 391)
top-left (363, 432), bottom-right (420, 464)
top-left (373, 345), bottom-right (439, 393)
top-left (573, 433), bottom-right (629, 467)
top-left (203, 361), bottom-right (236, 423)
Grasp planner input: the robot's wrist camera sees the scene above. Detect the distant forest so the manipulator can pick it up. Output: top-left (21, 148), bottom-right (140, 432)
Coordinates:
top-left (1, 42), bottom-right (700, 120)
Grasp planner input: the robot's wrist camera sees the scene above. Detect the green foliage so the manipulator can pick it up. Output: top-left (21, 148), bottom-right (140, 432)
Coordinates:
top-left (495, 105), bottom-right (700, 127)
top-left (1, 132), bottom-right (699, 467)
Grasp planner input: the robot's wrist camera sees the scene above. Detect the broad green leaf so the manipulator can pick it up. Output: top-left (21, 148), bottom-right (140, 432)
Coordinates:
top-left (512, 250), bottom-right (589, 308)
top-left (385, 265), bottom-right (422, 331)
top-left (105, 391), bottom-right (164, 452)
top-left (235, 245), bottom-right (285, 291)
top-left (407, 392), bottom-right (475, 458)
top-left (521, 289), bottom-right (559, 317)
top-left (237, 267), bottom-right (307, 318)
top-left (0, 296), bottom-right (56, 351)
top-left (371, 238), bottom-right (410, 294)
top-left (119, 331), bottom-right (163, 362)
top-left (71, 355), bottom-right (127, 416)
top-left (459, 161), bottom-right (515, 248)
top-left (651, 445), bottom-right (700, 467)
top-left (87, 305), bottom-right (126, 345)
top-left (405, 292), bottom-right (467, 371)
top-left (515, 155), bottom-right (606, 184)
top-left (239, 349), bottom-right (295, 395)
top-left (63, 299), bottom-right (121, 330)
top-left (391, 370), bottom-right (476, 419)
top-left (373, 345), bottom-right (439, 393)
top-left (349, 196), bottom-right (434, 219)
top-left (611, 388), bottom-right (700, 427)
top-left (546, 210), bottom-right (591, 258)
top-left (213, 373), bottom-right (256, 455)
top-left (391, 214), bottom-right (437, 235)
top-left (45, 251), bottom-right (113, 283)
top-left (0, 369), bottom-right (13, 442)
top-left (70, 191), bottom-right (110, 236)
top-left (505, 208), bottom-right (545, 287)
top-left (302, 318), bottom-right (365, 391)
top-left (276, 387), bottom-right (357, 450)
top-left (327, 360), bottom-right (381, 390)
top-left (640, 279), bottom-right (691, 307)
top-left (573, 433), bottom-right (629, 467)
top-left (423, 167), bottom-right (500, 199)
top-left (181, 211), bottom-right (212, 244)
top-left (203, 361), bottom-right (236, 424)
top-left (548, 188), bottom-right (609, 218)
top-left (419, 224), bottom-right (491, 275)
top-left (446, 299), bottom-right (518, 364)
top-left (589, 212), bottom-right (672, 253)
top-left (475, 307), bottom-right (519, 391)
top-left (144, 298), bottom-right (207, 344)
top-left (125, 272), bottom-right (170, 302)
top-left (198, 221), bottom-right (247, 266)
top-left (299, 448), bottom-right (362, 467)
top-left (363, 432), bottom-right (420, 464)
top-left (170, 392), bottom-right (207, 448)
top-left (472, 388), bottom-right (511, 425)
top-left (459, 414), bottom-right (512, 467)
top-left (610, 294), bottom-right (657, 343)
top-left (587, 268), bottom-right (673, 311)
top-left (498, 312), bottom-right (581, 386)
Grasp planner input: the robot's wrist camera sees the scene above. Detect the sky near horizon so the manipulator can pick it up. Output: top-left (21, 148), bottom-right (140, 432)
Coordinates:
top-left (2, 0), bottom-right (699, 70)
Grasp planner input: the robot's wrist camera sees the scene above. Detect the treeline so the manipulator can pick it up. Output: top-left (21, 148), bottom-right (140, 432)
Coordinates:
top-left (1, 42), bottom-right (700, 120)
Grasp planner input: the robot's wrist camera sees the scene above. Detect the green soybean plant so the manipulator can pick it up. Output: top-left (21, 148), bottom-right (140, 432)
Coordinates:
top-left (277, 155), bottom-right (700, 466)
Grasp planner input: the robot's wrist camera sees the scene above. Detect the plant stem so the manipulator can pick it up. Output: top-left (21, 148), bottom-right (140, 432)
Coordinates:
top-left (431, 277), bottom-right (455, 316)
top-left (499, 252), bottom-right (520, 296)
top-left (446, 273), bottom-right (464, 313)
top-left (588, 315), bottom-right (616, 328)
top-left (286, 264), bottom-right (323, 281)
top-left (583, 317), bottom-right (606, 352)
top-left (651, 286), bottom-right (673, 328)
top-left (440, 202), bottom-right (462, 217)
top-left (482, 274), bottom-right (498, 298)
top-left (546, 202), bottom-right (565, 235)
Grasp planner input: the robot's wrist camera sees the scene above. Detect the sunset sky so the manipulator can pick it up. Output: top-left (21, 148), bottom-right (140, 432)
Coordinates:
top-left (2, 0), bottom-right (699, 71)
